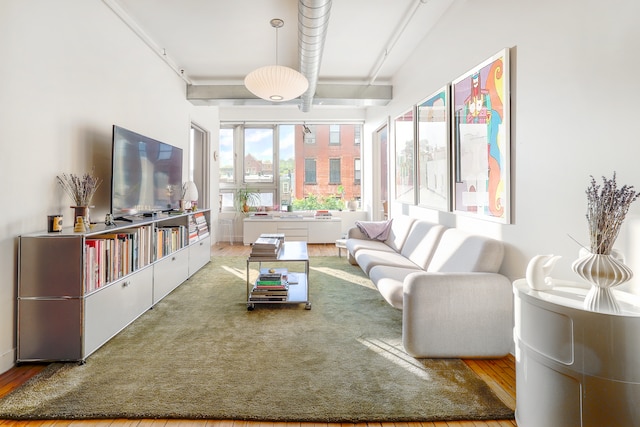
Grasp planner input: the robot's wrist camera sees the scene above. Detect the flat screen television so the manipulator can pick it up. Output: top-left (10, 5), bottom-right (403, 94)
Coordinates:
top-left (110, 125), bottom-right (183, 216)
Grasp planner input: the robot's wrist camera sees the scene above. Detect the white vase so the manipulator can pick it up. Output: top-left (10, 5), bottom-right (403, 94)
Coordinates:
top-left (571, 251), bottom-right (633, 313)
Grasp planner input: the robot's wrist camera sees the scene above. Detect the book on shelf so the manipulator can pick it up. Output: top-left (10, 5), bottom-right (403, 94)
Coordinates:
top-left (82, 224), bottom-right (155, 293)
top-left (193, 212), bottom-right (209, 239)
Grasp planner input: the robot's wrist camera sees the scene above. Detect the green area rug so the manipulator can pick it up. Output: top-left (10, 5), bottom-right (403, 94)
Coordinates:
top-left (0, 256), bottom-right (513, 422)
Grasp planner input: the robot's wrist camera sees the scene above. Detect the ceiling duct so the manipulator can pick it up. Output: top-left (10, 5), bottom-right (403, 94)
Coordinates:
top-left (298, 0), bottom-right (332, 112)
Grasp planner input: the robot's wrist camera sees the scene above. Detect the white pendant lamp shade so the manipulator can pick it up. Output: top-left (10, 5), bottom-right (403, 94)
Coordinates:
top-left (244, 65), bottom-right (309, 102)
top-left (244, 18), bottom-right (308, 102)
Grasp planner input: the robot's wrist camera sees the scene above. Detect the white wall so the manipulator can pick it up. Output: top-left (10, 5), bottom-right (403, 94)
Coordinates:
top-left (0, 0), bottom-right (218, 373)
top-left (366, 0), bottom-right (640, 287)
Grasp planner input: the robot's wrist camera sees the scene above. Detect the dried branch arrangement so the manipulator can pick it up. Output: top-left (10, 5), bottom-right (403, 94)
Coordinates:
top-left (57, 170), bottom-right (102, 206)
top-left (585, 172), bottom-right (639, 254)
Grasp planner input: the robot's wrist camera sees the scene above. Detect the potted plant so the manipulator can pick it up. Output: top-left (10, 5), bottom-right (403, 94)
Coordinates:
top-left (235, 186), bottom-right (260, 213)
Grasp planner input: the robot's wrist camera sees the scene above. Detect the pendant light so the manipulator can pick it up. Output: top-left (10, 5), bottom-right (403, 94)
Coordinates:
top-left (244, 18), bottom-right (309, 102)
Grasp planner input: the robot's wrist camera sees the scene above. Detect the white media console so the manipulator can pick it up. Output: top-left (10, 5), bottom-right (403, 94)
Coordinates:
top-left (243, 216), bottom-right (342, 245)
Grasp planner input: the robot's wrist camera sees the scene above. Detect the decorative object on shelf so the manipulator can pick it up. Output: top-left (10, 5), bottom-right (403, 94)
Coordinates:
top-left (181, 181), bottom-right (199, 211)
top-left (525, 254), bottom-right (561, 290)
top-left (244, 18), bottom-right (309, 102)
top-left (235, 186), bottom-right (259, 213)
top-left (57, 170), bottom-right (102, 226)
top-left (572, 172), bottom-right (639, 313)
top-left (47, 215), bottom-right (63, 232)
top-left (71, 205), bottom-right (92, 228)
top-left (104, 213), bottom-right (116, 227)
top-left (73, 216), bottom-right (87, 233)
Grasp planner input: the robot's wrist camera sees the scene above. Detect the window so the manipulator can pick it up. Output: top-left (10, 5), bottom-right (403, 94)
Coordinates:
top-left (329, 158), bottom-right (341, 184)
top-left (219, 127), bottom-right (235, 184)
top-left (305, 158), bottom-right (316, 183)
top-left (220, 123), bottom-right (362, 212)
top-left (329, 125), bottom-right (340, 145)
top-left (354, 126), bottom-right (361, 145)
top-left (244, 127), bottom-right (274, 184)
top-left (354, 158), bottom-right (361, 184)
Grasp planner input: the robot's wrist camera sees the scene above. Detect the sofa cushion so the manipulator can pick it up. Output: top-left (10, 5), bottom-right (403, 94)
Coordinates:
top-left (368, 265), bottom-right (422, 309)
top-left (426, 229), bottom-right (504, 273)
top-left (399, 221), bottom-right (446, 270)
top-left (346, 238), bottom-right (396, 257)
top-left (383, 215), bottom-right (416, 252)
top-left (355, 249), bottom-right (420, 275)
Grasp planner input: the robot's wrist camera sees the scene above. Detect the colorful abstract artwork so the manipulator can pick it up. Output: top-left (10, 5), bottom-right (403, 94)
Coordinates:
top-left (452, 48), bottom-right (510, 223)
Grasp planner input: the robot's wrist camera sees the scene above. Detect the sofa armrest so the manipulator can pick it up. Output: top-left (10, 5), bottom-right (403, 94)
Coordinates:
top-left (402, 271), bottom-right (513, 358)
top-left (347, 226), bottom-right (368, 239)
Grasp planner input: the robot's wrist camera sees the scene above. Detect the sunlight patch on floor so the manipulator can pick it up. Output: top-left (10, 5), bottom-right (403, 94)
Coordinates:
top-left (357, 337), bottom-right (433, 380)
top-left (221, 264), bottom-right (246, 280)
top-left (310, 266), bottom-right (376, 289)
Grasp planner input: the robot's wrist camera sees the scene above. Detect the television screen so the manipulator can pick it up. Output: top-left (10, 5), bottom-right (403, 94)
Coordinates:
top-left (111, 125), bottom-right (183, 215)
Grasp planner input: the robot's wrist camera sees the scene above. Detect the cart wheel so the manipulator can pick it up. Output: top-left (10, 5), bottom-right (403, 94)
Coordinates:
top-left (247, 303), bottom-right (254, 311)
top-left (305, 302), bottom-right (312, 310)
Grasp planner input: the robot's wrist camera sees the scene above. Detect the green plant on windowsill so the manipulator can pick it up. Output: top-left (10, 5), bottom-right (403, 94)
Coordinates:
top-left (235, 187), bottom-right (260, 213)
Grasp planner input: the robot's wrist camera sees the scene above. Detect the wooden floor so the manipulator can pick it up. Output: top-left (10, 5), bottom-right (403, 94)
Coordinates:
top-left (0, 243), bottom-right (517, 427)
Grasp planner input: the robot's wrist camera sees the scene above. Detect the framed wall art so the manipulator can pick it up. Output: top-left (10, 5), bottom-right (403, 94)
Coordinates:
top-left (394, 108), bottom-right (415, 205)
top-left (417, 86), bottom-right (450, 211)
top-left (452, 48), bottom-right (511, 223)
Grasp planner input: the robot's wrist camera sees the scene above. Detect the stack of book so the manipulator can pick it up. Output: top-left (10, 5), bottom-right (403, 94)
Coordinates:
top-left (250, 269), bottom-right (288, 301)
top-left (249, 236), bottom-right (282, 259)
top-left (314, 209), bottom-right (332, 219)
top-left (259, 233), bottom-right (285, 245)
top-left (190, 212), bottom-right (209, 243)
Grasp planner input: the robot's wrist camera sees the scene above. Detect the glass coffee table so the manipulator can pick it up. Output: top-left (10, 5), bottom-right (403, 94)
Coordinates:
top-left (246, 241), bottom-right (311, 310)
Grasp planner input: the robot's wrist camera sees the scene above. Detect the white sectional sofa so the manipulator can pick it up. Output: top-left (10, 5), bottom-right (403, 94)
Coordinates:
top-left (346, 215), bottom-right (512, 358)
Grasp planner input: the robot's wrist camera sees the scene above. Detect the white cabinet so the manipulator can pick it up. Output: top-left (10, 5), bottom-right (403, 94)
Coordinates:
top-left (84, 267), bottom-right (154, 356)
top-left (17, 210), bottom-right (211, 362)
top-left (243, 217), bottom-right (342, 245)
top-left (189, 235), bottom-right (212, 275)
top-left (513, 279), bottom-right (640, 426)
top-left (153, 248), bottom-right (189, 303)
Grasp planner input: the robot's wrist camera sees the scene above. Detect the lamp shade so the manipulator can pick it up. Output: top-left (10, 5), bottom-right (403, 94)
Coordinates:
top-left (244, 65), bottom-right (309, 102)
top-left (183, 181), bottom-right (199, 202)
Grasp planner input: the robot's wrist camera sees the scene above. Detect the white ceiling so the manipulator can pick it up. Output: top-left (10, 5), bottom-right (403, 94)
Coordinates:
top-left (108, 0), bottom-right (453, 104)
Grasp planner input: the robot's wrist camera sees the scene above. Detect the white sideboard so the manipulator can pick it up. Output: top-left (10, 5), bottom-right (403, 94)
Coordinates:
top-left (243, 217), bottom-right (342, 245)
top-left (513, 279), bottom-right (640, 426)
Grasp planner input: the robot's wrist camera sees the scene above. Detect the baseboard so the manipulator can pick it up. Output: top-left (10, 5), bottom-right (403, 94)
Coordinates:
top-left (0, 347), bottom-right (16, 375)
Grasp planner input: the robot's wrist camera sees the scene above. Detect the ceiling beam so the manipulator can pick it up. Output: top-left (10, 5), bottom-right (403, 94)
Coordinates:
top-left (186, 84), bottom-right (392, 107)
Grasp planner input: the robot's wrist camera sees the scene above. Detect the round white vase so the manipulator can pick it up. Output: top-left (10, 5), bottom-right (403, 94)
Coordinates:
top-left (571, 251), bottom-right (633, 313)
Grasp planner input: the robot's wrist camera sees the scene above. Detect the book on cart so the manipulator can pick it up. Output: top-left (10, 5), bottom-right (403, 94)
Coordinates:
top-left (259, 233), bottom-right (285, 245)
top-left (249, 236), bottom-right (282, 259)
top-left (251, 269), bottom-right (288, 301)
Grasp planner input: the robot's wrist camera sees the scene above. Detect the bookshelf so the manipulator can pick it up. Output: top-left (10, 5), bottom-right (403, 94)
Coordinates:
top-left (17, 210), bottom-right (211, 363)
